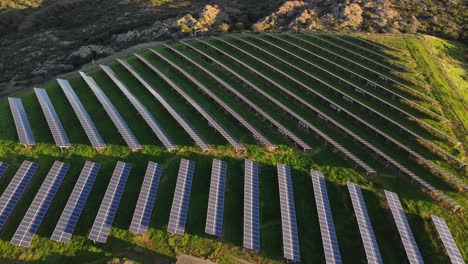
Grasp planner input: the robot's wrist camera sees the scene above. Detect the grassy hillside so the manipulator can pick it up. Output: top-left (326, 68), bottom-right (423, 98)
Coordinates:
top-left (0, 33), bottom-right (466, 264)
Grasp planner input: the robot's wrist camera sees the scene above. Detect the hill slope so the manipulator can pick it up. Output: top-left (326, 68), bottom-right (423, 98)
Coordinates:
top-left (0, 32), bottom-right (466, 263)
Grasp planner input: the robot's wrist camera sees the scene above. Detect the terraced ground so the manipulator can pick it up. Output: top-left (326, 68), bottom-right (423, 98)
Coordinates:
top-left (0, 33), bottom-right (466, 263)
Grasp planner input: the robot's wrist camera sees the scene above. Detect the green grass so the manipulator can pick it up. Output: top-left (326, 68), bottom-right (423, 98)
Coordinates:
top-left (0, 33), bottom-right (466, 264)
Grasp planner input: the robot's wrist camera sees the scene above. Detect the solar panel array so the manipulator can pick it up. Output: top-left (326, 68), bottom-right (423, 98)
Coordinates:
top-left (191, 40), bottom-right (374, 176)
top-left (384, 190), bottom-right (424, 264)
top-left (11, 161), bottom-right (69, 247)
top-left (277, 164), bottom-right (300, 262)
top-left (243, 160), bottom-right (260, 251)
top-left (205, 159), bottom-right (226, 237)
top-left (34, 88), bottom-right (71, 148)
top-left (164, 44), bottom-right (281, 152)
top-left (117, 58), bottom-right (211, 152)
top-left (0, 162), bottom-right (8, 178)
top-left (268, 33), bottom-right (440, 120)
top-left (0, 160), bottom-right (39, 231)
top-left (149, 49), bottom-right (245, 152)
top-left (261, 35), bottom-right (464, 189)
top-left (89, 161), bottom-right (131, 243)
top-left (51, 161), bottom-right (100, 243)
top-left (347, 182), bottom-right (382, 264)
top-left (129, 161), bottom-right (163, 235)
top-left (99, 65), bottom-right (177, 151)
top-left (311, 170), bottom-right (342, 264)
top-left (227, 36), bottom-right (460, 208)
top-left (80, 72), bottom-right (142, 150)
top-left (244, 34), bottom-right (430, 126)
top-left (167, 159), bottom-right (195, 235)
top-left (57, 79), bottom-right (106, 149)
top-left (179, 42), bottom-right (312, 151)
top-left (431, 215), bottom-right (464, 264)
top-left (298, 33), bottom-right (465, 168)
top-left (8, 98), bottom-right (36, 146)
top-left (320, 34), bottom-right (447, 116)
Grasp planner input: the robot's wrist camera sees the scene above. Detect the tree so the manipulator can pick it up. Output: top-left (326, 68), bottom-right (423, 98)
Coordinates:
top-left (216, 23), bottom-right (230, 32)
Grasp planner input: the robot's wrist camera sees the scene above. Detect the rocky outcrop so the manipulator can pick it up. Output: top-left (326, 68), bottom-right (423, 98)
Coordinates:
top-left (249, 0), bottom-right (460, 36)
top-left (111, 4), bottom-right (231, 44)
top-left (68, 45), bottom-right (115, 65)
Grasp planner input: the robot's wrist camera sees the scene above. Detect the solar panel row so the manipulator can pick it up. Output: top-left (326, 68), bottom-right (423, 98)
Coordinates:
top-left (190, 40), bottom-right (375, 176)
top-left (431, 215), bottom-right (464, 264)
top-left (172, 43), bottom-right (307, 151)
top-left (117, 58), bottom-right (212, 152)
top-left (156, 48), bottom-right (269, 152)
top-left (0, 162), bottom-right (9, 178)
top-left (11, 161), bottom-right (69, 248)
top-left (243, 160), bottom-right (260, 251)
top-left (51, 161), bottom-right (100, 243)
top-left (80, 72), bottom-right (142, 151)
top-left (129, 161), bottom-right (163, 235)
top-left (34, 88), bottom-right (71, 148)
top-left (311, 170), bottom-right (341, 264)
top-left (277, 164), bottom-right (300, 262)
top-left (99, 65), bottom-right (177, 151)
top-left (205, 159), bottom-right (226, 237)
top-left (8, 98), bottom-right (36, 146)
top-left (89, 161), bottom-right (131, 243)
top-left (347, 182), bottom-right (382, 264)
top-left (0, 160), bottom-right (39, 231)
top-left (224, 36), bottom-right (460, 209)
top-left (167, 159), bottom-right (195, 235)
top-left (57, 79), bottom-right (106, 149)
top-left (384, 190), bottom-right (424, 264)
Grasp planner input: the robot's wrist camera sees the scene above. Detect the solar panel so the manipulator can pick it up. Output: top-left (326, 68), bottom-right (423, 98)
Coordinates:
top-left (99, 65), bottom-right (177, 151)
top-left (0, 162), bottom-right (8, 178)
top-left (384, 190), bottom-right (424, 264)
top-left (0, 160), bottom-right (39, 231)
top-left (51, 161), bottom-right (100, 243)
top-left (205, 159), bottom-right (226, 237)
top-left (177, 42), bottom-right (309, 152)
top-left (79, 72), bottom-right (142, 151)
top-left (117, 58), bottom-right (211, 152)
top-left (167, 159), bottom-right (195, 235)
top-left (33, 88), bottom-right (71, 148)
top-left (277, 164), bottom-right (300, 262)
top-left (311, 169), bottom-right (341, 264)
top-left (187, 40), bottom-right (374, 176)
top-left (11, 161), bottom-right (69, 247)
top-left (243, 159), bottom-right (260, 251)
top-left (148, 50), bottom-right (244, 152)
top-left (88, 161), bottom-right (131, 243)
top-left (431, 215), bottom-right (464, 264)
top-left (129, 161), bottom-right (163, 235)
top-left (8, 98), bottom-right (35, 146)
top-left (57, 79), bottom-right (106, 149)
top-left (347, 182), bottom-right (382, 264)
